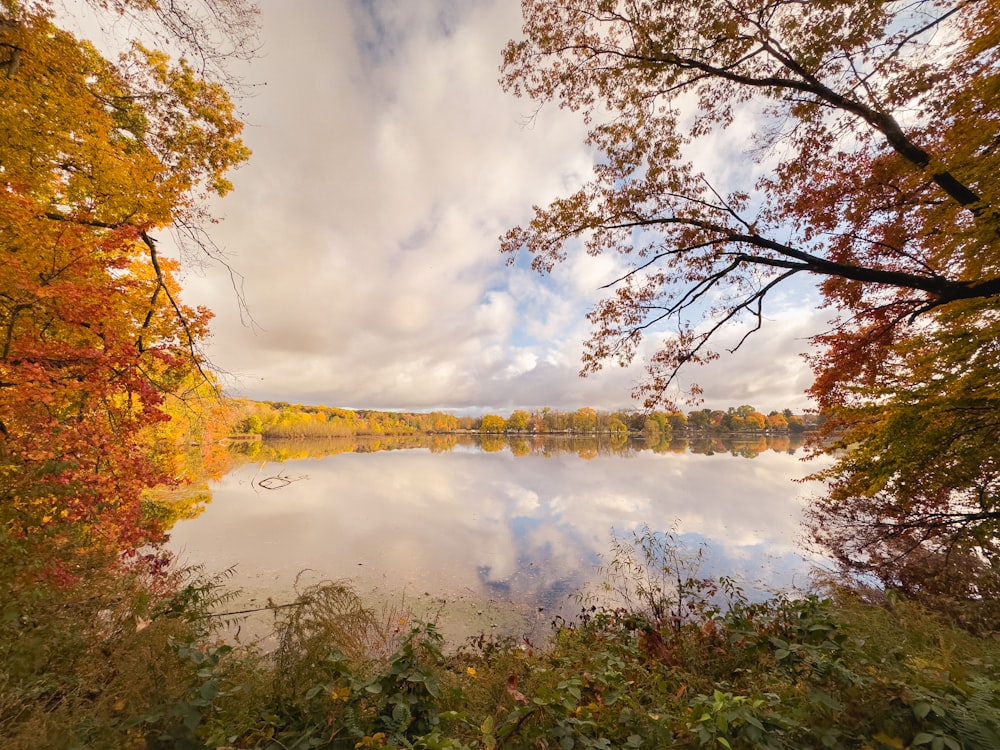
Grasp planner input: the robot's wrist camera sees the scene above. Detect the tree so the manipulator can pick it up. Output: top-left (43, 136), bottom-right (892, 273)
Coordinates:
top-left (722, 413), bottom-right (746, 432)
top-left (0, 2), bottom-right (250, 553)
top-left (665, 411), bottom-right (687, 432)
top-left (239, 415), bottom-right (264, 435)
top-left (430, 411), bottom-right (459, 432)
top-left (686, 410), bottom-right (712, 431)
top-left (766, 412), bottom-right (789, 431)
top-left (572, 406), bottom-right (599, 433)
top-left (786, 415), bottom-right (806, 434)
top-left (502, 1), bottom-right (1000, 597)
top-left (642, 412), bottom-right (672, 442)
top-left (480, 414), bottom-right (507, 434)
top-left (507, 409), bottom-right (532, 432)
top-left (502, 0), bottom-right (998, 403)
top-left (806, 314), bottom-right (1000, 629)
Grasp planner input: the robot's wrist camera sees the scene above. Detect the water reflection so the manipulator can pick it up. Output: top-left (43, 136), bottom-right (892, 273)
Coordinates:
top-left (224, 432), bottom-right (808, 463)
top-left (167, 435), bottom-right (824, 642)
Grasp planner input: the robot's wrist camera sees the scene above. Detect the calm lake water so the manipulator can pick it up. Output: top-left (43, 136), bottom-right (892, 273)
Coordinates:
top-left (166, 435), bottom-right (829, 642)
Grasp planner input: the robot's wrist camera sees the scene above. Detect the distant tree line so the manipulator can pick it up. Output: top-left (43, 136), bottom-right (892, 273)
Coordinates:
top-left (474, 405), bottom-right (819, 438)
top-left (230, 400), bottom-right (461, 439)
top-left (229, 400), bottom-right (818, 440)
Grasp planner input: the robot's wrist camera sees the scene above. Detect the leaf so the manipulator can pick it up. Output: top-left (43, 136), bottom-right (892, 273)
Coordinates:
top-left (507, 674), bottom-right (529, 705)
top-left (875, 732), bottom-right (906, 749)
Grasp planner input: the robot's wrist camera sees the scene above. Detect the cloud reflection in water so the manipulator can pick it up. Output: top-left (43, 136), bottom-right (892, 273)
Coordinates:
top-left (167, 439), bottom-right (826, 639)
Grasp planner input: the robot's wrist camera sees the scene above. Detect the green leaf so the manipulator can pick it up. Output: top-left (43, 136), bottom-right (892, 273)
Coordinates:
top-left (199, 681), bottom-right (219, 701)
top-left (425, 676), bottom-right (441, 699)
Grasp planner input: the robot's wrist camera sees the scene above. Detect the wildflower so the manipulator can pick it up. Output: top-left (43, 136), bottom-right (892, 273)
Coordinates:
top-left (466, 667), bottom-right (478, 678)
top-left (355, 733), bottom-right (386, 749)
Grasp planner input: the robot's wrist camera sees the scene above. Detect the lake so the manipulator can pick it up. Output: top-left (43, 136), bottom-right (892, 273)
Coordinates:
top-left (166, 434), bottom-right (829, 643)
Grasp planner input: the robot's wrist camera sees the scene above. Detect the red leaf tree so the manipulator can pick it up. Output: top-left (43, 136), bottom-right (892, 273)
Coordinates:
top-left (0, 3), bottom-right (250, 555)
top-left (501, 0), bottom-right (1000, 604)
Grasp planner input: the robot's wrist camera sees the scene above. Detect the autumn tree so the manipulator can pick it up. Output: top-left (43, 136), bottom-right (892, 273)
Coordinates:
top-left (507, 409), bottom-right (532, 432)
top-left (502, 0), bottom-right (999, 404)
top-left (807, 315), bottom-right (1000, 629)
top-left (642, 412), bottom-right (672, 442)
top-left (665, 410), bottom-right (687, 432)
top-left (0, 1), bottom-right (251, 553)
top-left (480, 414), bottom-right (507, 434)
top-left (686, 410), bottom-right (712, 431)
top-left (766, 411), bottom-right (789, 431)
top-left (572, 406), bottom-right (599, 433)
top-left (501, 1), bottom-right (1000, 598)
top-left (608, 415), bottom-right (628, 435)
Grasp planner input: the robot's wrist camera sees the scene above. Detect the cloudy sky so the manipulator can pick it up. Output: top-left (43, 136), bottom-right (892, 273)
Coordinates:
top-left (91, 0), bottom-right (828, 414)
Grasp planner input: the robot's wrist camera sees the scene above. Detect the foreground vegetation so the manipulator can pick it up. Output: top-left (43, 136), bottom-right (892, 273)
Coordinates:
top-left (4, 528), bottom-right (1000, 750)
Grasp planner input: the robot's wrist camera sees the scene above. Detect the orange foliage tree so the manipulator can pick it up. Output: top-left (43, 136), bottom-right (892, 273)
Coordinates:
top-left (501, 1), bottom-right (1000, 592)
top-left (0, 2), bottom-right (250, 555)
top-left (502, 0), bottom-right (999, 404)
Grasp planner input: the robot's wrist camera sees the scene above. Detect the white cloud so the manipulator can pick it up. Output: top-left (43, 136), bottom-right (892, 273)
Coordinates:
top-left (157, 0), bottom-right (823, 413)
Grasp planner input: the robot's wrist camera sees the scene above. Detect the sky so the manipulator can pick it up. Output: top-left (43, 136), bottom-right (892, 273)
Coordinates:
top-left (76, 0), bottom-right (828, 415)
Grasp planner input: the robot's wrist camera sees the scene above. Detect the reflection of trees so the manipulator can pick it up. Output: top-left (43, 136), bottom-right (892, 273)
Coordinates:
top-left (731, 437), bottom-right (768, 459)
top-left (688, 438), bottom-right (722, 455)
top-left (427, 435), bottom-right (459, 453)
top-left (227, 435), bottom-right (450, 465)
top-left (229, 439), bottom-right (262, 460)
top-left (768, 436), bottom-right (792, 454)
top-left (509, 438), bottom-right (532, 457)
top-left (479, 435), bottom-right (506, 453)
top-left (649, 435), bottom-right (681, 454)
top-left (224, 433), bottom-right (806, 465)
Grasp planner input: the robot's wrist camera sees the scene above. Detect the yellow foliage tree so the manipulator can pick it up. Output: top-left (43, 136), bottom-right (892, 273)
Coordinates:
top-left (0, 2), bottom-right (249, 552)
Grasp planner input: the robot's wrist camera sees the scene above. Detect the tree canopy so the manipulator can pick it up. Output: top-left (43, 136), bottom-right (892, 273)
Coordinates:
top-left (501, 0), bottom-right (1000, 600)
top-left (0, 0), bottom-right (250, 554)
